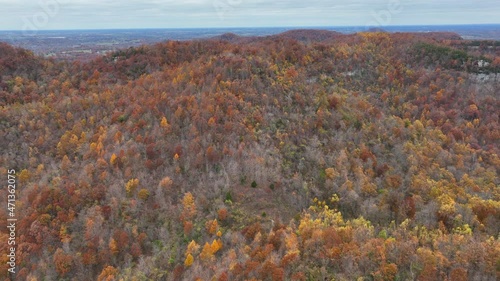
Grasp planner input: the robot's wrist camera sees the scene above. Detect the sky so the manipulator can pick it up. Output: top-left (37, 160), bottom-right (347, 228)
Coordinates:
top-left (0, 0), bottom-right (499, 30)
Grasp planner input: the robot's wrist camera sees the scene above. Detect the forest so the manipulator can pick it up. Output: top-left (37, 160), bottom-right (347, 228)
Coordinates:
top-left (0, 29), bottom-right (499, 280)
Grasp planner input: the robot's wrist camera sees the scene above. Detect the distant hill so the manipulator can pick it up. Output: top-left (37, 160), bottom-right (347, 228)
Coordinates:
top-left (211, 29), bottom-right (345, 45)
top-left (366, 27), bottom-right (387, 33)
top-left (211, 32), bottom-right (242, 42)
top-left (0, 42), bottom-right (44, 80)
top-left (271, 29), bottom-right (344, 42)
top-left (409, 31), bottom-right (463, 41)
top-left (212, 29), bottom-right (464, 45)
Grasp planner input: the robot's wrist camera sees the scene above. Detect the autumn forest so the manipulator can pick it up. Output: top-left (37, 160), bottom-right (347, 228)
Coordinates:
top-left (0, 30), bottom-right (499, 280)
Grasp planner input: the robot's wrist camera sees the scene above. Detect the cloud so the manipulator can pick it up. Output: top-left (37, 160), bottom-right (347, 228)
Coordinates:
top-left (0, 0), bottom-right (498, 30)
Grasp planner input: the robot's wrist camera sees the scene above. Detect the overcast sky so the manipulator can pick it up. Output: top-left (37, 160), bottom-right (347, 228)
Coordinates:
top-left (0, 0), bottom-right (498, 30)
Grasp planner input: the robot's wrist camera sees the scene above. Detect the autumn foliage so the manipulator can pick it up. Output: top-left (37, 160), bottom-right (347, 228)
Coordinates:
top-left (0, 30), bottom-right (499, 280)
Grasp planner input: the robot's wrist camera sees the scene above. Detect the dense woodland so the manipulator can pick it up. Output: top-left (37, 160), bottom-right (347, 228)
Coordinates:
top-left (0, 30), bottom-right (499, 281)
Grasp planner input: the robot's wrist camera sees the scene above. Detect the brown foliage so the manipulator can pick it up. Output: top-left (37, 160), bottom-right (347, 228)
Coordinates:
top-left (53, 249), bottom-right (73, 277)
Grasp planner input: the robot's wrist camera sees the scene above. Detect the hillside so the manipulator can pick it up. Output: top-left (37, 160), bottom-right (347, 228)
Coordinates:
top-left (0, 30), bottom-right (499, 280)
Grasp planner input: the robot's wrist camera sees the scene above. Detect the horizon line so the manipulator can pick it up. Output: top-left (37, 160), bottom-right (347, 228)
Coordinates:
top-left (0, 23), bottom-right (499, 32)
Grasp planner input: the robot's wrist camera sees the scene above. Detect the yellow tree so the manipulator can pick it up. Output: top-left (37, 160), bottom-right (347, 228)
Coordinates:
top-left (200, 242), bottom-right (214, 262)
top-left (184, 253), bottom-right (194, 267)
top-left (182, 192), bottom-right (197, 220)
top-left (97, 266), bottom-right (118, 281)
top-left (206, 219), bottom-right (218, 235)
top-left (125, 179), bottom-right (139, 196)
